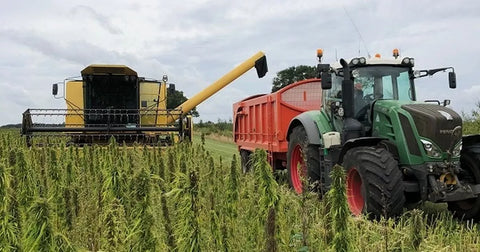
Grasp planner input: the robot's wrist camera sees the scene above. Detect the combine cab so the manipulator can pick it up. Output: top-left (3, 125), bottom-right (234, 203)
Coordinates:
top-left (22, 52), bottom-right (268, 146)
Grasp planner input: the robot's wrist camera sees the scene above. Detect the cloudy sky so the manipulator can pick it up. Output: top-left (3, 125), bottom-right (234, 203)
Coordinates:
top-left (1, 0), bottom-right (479, 125)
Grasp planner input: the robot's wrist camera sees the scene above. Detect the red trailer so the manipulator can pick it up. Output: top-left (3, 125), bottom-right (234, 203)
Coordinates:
top-left (233, 79), bottom-right (322, 172)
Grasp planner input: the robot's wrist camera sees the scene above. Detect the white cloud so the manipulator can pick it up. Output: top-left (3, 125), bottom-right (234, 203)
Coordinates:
top-left (0, 0), bottom-right (480, 125)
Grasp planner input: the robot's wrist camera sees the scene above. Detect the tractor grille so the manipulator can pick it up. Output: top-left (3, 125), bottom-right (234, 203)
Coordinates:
top-left (399, 113), bottom-right (421, 156)
top-left (401, 104), bottom-right (462, 151)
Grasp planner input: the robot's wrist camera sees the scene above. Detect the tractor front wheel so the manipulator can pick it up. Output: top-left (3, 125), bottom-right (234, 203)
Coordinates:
top-left (448, 145), bottom-right (480, 220)
top-left (343, 147), bottom-right (405, 219)
top-left (286, 126), bottom-right (320, 194)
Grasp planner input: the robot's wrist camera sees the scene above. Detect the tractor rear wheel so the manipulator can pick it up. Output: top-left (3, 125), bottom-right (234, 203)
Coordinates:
top-left (343, 147), bottom-right (405, 218)
top-left (286, 126), bottom-right (320, 194)
top-left (448, 145), bottom-right (480, 220)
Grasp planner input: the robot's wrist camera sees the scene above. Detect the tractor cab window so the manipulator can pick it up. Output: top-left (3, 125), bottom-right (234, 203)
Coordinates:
top-left (352, 66), bottom-right (413, 102)
top-left (352, 66), bottom-right (413, 118)
top-left (323, 72), bottom-right (343, 117)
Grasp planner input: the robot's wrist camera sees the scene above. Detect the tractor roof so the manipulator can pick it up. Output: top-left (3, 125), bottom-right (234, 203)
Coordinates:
top-left (81, 64), bottom-right (137, 76)
top-left (330, 56), bottom-right (413, 70)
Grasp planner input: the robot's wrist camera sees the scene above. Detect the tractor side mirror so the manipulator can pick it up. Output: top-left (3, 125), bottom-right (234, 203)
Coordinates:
top-left (318, 64), bottom-right (331, 89)
top-left (321, 72), bottom-right (332, 90)
top-left (52, 83), bottom-right (58, 96)
top-left (448, 72), bottom-right (456, 89)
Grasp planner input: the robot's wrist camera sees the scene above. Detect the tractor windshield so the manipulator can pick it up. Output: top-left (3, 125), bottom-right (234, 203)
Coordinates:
top-left (352, 66), bottom-right (414, 102)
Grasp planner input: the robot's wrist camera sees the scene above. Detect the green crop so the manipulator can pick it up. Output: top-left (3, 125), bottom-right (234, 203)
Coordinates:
top-left (0, 130), bottom-right (479, 251)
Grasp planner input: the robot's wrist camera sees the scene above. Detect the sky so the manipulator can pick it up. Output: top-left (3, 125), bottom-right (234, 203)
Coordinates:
top-left (1, 0), bottom-right (479, 125)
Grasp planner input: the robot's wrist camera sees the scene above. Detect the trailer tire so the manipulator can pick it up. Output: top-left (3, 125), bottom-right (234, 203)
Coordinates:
top-left (240, 149), bottom-right (252, 174)
top-left (287, 125), bottom-right (321, 194)
top-left (343, 147), bottom-right (405, 219)
top-left (448, 145), bottom-right (480, 220)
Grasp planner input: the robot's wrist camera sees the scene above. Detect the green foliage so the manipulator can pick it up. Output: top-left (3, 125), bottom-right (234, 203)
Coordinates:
top-left (0, 130), bottom-right (479, 251)
top-left (328, 164), bottom-right (351, 252)
top-left (271, 65), bottom-right (317, 92)
top-left (167, 89), bottom-right (199, 117)
top-left (195, 119), bottom-right (233, 138)
top-left (463, 101), bottom-right (480, 135)
top-left (23, 197), bottom-right (54, 252)
top-left (252, 149), bottom-right (280, 252)
top-left (408, 209), bottom-right (425, 250)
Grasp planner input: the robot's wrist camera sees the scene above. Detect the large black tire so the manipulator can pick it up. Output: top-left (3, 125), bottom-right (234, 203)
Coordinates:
top-left (448, 145), bottom-right (480, 220)
top-left (343, 147), bottom-right (405, 219)
top-left (286, 126), bottom-right (321, 194)
top-left (240, 149), bottom-right (252, 174)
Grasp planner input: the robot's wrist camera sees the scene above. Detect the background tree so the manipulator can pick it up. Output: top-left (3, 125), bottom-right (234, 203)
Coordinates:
top-left (167, 89), bottom-right (200, 117)
top-left (271, 65), bottom-right (317, 92)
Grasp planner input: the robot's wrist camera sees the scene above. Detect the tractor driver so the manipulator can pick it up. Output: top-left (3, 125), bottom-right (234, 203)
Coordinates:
top-left (354, 82), bottom-right (369, 122)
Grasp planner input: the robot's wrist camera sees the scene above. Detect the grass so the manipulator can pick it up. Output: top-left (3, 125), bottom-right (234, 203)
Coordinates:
top-left (192, 131), bottom-right (237, 163)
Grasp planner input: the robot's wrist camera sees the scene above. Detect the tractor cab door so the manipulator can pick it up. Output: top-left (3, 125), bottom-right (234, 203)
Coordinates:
top-left (323, 73), bottom-right (344, 132)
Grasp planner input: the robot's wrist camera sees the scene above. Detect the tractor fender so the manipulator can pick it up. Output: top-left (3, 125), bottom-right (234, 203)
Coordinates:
top-left (287, 113), bottom-right (322, 145)
top-left (337, 137), bottom-right (388, 164)
top-left (463, 134), bottom-right (480, 148)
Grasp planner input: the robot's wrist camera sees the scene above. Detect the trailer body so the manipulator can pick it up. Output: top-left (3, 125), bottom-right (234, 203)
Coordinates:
top-left (233, 79), bottom-right (322, 168)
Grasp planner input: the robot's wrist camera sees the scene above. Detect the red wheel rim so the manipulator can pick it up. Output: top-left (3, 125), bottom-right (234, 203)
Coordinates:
top-left (290, 144), bottom-right (306, 194)
top-left (347, 168), bottom-right (364, 216)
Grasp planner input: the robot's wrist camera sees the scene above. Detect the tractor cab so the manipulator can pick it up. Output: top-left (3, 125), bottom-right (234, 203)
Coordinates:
top-left (319, 50), bottom-right (456, 143)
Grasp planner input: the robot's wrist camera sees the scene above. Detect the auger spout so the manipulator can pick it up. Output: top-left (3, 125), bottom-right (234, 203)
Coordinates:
top-left (167, 51), bottom-right (267, 124)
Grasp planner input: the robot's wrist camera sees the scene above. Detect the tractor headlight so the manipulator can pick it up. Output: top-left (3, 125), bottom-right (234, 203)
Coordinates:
top-left (402, 57), bottom-right (415, 67)
top-left (421, 139), bottom-right (441, 158)
top-left (350, 57), bottom-right (366, 65)
top-left (452, 141), bottom-right (462, 158)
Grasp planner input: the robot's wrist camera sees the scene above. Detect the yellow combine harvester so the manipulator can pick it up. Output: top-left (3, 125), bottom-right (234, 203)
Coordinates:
top-left (21, 52), bottom-right (267, 146)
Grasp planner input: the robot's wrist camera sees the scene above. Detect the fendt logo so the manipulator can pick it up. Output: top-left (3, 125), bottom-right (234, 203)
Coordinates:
top-left (439, 126), bottom-right (462, 137)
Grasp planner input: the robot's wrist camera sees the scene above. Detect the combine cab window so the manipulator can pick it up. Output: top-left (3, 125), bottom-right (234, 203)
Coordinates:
top-left (84, 74), bottom-right (139, 126)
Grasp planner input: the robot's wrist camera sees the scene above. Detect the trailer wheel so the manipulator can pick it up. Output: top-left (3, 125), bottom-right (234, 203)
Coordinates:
top-left (343, 147), bottom-right (405, 218)
top-left (287, 126), bottom-right (320, 194)
top-left (448, 145), bottom-right (480, 220)
top-left (240, 149), bottom-right (252, 174)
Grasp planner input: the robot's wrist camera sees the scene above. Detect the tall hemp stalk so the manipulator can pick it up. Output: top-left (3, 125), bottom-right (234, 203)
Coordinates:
top-left (158, 155), bottom-right (177, 251)
top-left (328, 164), bottom-right (351, 252)
top-left (253, 149), bottom-right (280, 252)
top-left (167, 168), bottom-right (201, 252)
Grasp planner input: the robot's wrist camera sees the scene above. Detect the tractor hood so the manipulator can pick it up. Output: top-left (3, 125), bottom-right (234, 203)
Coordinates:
top-left (400, 103), bottom-right (462, 151)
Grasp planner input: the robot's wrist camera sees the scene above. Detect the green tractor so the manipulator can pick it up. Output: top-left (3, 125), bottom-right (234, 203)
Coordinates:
top-left (287, 49), bottom-right (480, 219)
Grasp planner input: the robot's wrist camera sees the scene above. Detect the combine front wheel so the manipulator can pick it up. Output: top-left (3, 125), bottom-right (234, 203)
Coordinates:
top-left (343, 147), bottom-right (405, 219)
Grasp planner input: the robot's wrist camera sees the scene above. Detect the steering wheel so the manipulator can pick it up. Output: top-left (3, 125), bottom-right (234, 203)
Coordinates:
top-left (363, 93), bottom-right (375, 102)
top-left (355, 104), bottom-right (370, 121)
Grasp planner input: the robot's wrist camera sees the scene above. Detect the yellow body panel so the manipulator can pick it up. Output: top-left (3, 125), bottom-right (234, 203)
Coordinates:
top-left (139, 81), bottom-right (167, 126)
top-left (65, 81), bottom-right (84, 127)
